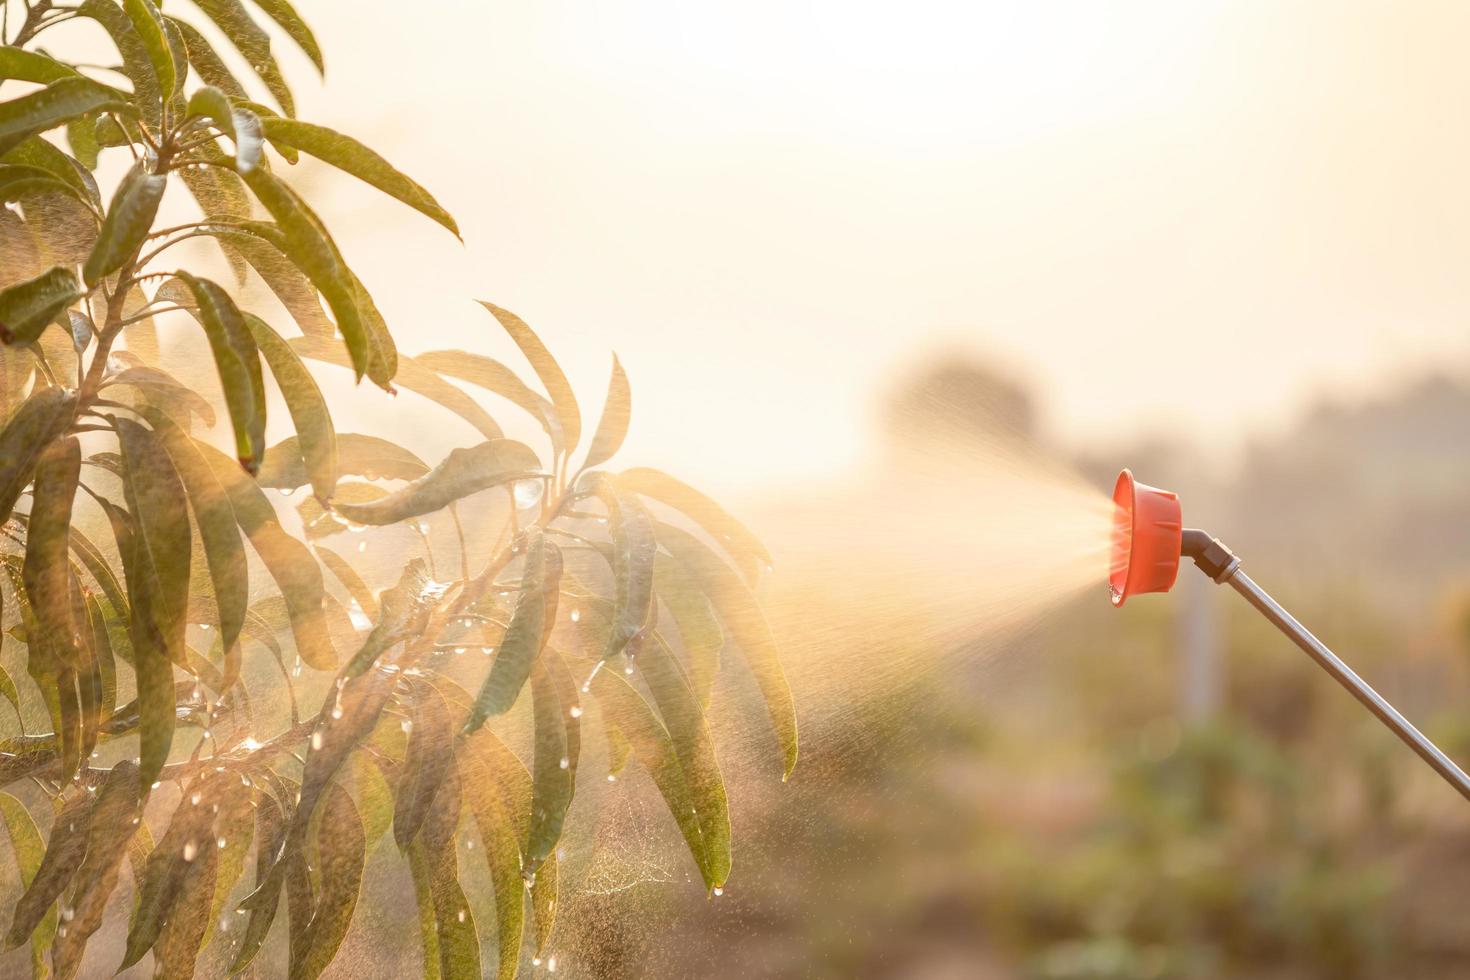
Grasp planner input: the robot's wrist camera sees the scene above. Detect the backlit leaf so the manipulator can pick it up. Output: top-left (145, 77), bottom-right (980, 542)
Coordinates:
top-left (620, 466), bottom-right (771, 583)
top-left (258, 432), bottom-right (426, 490)
top-left (5, 791), bottom-right (88, 948)
top-left (122, 0), bottom-right (176, 103)
top-left (0, 265), bottom-right (83, 346)
top-left (0, 77), bottom-right (125, 156)
top-left (465, 530), bottom-right (562, 730)
top-left (83, 160), bottom-right (166, 287)
top-left (655, 554), bottom-right (723, 707)
top-left (581, 354), bottom-right (630, 471)
top-left (393, 681), bottom-right (453, 850)
top-left (51, 761), bottom-right (140, 980)
top-left (168, 17), bottom-right (247, 100)
top-left (479, 302), bottom-right (581, 455)
top-left (247, 313), bottom-right (336, 497)
top-left (332, 439), bottom-right (541, 526)
top-left (77, 0), bottom-right (163, 129)
top-left (169, 272), bottom-right (267, 472)
top-left (0, 48), bottom-right (80, 85)
top-left (251, 0), bottom-right (324, 73)
top-left (290, 783), bottom-right (365, 980)
top-left (414, 348), bottom-right (562, 449)
top-left (527, 657), bottom-right (574, 867)
top-left (22, 437), bottom-right (81, 672)
top-left (0, 388), bottom-right (74, 525)
top-left (592, 476), bottom-right (657, 661)
top-left (191, 0), bottom-right (295, 115)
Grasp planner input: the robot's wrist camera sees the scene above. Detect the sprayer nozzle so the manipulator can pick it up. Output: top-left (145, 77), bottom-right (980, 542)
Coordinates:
top-left (1109, 469), bottom-right (1182, 605)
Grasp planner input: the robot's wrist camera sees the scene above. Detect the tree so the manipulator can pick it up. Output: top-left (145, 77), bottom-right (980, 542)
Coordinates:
top-left (0, 2), bottom-right (797, 976)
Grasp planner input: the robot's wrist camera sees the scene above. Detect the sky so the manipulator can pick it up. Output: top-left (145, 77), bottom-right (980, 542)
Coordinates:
top-left (109, 2), bottom-right (1470, 496)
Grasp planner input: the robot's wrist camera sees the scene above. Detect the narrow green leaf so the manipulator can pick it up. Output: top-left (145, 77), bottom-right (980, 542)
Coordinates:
top-left (251, 0), bottom-right (324, 74)
top-left (657, 522), bottom-right (798, 779)
top-left (77, 0), bottom-right (163, 129)
top-left (581, 354), bottom-right (630, 471)
top-left (393, 682), bottom-right (453, 850)
top-left (52, 761), bottom-right (140, 979)
top-left (246, 313), bottom-right (336, 498)
top-left (0, 388), bottom-right (75, 524)
top-left (0, 792), bottom-right (55, 969)
top-left (479, 301), bottom-right (581, 454)
top-left (0, 663), bottom-right (21, 730)
top-left (593, 476), bottom-right (657, 661)
top-left (22, 437), bottom-right (82, 671)
top-left (191, 0), bottom-right (295, 115)
top-left (0, 47), bottom-right (80, 85)
top-left (0, 265), bottom-right (83, 346)
top-left (332, 439), bottom-right (541, 526)
top-left (620, 466), bottom-right (771, 582)
top-left (413, 765), bottom-right (481, 979)
top-left (465, 531), bottom-right (562, 730)
top-left (166, 272), bottom-right (266, 472)
top-left (415, 348), bottom-right (563, 449)
top-left (258, 432), bottom-right (426, 491)
top-left (289, 783), bottom-right (365, 980)
top-left (148, 412), bottom-right (249, 658)
top-left (655, 553), bottom-right (723, 707)
top-left (122, 0), bottom-right (176, 101)
top-left (105, 364), bottom-right (217, 427)
top-left (196, 439), bottom-right (336, 669)
top-left (3, 136), bottom-right (99, 207)
top-left (5, 792), bottom-right (88, 948)
top-left (229, 791), bottom-right (285, 973)
top-left (67, 114), bottom-right (101, 169)
top-left (315, 545), bottom-right (378, 620)
top-left (336, 559), bottom-right (436, 681)
top-left (168, 17), bottom-right (247, 100)
top-left (0, 77), bottom-right (125, 156)
top-left (292, 336), bottom-right (500, 438)
top-left (260, 118), bottom-right (458, 236)
top-left (527, 657), bottom-right (573, 866)
top-left (83, 160), bottom-right (166, 287)
top-left (458, 731), bottom-right (526, 980)
top-left (152, 825), bottom-right (217, 979)
top-left (185, 84), bottom-right (262, 173)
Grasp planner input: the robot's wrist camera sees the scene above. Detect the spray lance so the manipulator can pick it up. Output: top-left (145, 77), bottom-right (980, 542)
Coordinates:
top-left (1110, 469), bottom-right (1470, 803)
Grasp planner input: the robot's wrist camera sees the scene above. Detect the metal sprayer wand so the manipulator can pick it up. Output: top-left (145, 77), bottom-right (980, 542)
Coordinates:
top-left (1182, 529), bottom-right (1470, 804)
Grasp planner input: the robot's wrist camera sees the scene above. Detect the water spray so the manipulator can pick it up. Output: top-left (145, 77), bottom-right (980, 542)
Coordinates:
top-left (1110, 469), bottom-right (1470, 803)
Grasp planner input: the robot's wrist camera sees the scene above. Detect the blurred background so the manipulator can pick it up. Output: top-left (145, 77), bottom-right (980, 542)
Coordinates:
top-left (29, 1), bottom-right (1470, 977)
top-left (303, 2), bottom-right (1470, 977)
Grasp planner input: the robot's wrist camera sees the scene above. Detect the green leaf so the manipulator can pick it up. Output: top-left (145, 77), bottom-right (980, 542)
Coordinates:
top-left (336, 559), bottom-right (436, 681)
top-left (116, 417), bottom-right (191, 786)
top-left (247, 313), bottom-right (336, 498)
top-left (258, 432), bottom-right (426, 490)
top-left (51, 761), bottom-right (140, 979)
top-left (0, 77), bottom-right (125, 156)
top-left (393, 682), bottom-right (453, 850)
top-left (152, 833), bottom-right (216, 979)
top-left (260, 118), bottom-right (459, 237)
top-left (290, 783), bottom-right (365, 980)
top-left (0, 386), bottom-right (76, 524)
top-left (0, 265), bottom-right (84, 346)
top-left (588, 667), bottom-right (730, 889)
top-left (168, 17), bottom-right (247, 99)
top-left (3, 135), bottom-right (100, 208)
top-left (77, 0), bottom-right (163, 129)
top-left (655, 553), bottom-right (723, 707)
top-left (592, 476), bottom-right (657, 661)
top-left (414, 348), bottom-right (563, 449)
top-left (0, 792), bottom-right (55, 968)
top-left (412, 764), bottom-right (481, 980)
top-left (241, 168), bottom-right (387, 382)
top-left (147, 411), bottom-right (249, 659)
top-left (332, 439), bottom-right (541, 526)
top-left (105, 364), bottom-right (217, 427)
top-left (191, 0), bottom-right (295, 115)
top-left (251, 0), bottom-right (324, 74)
top-left (123, 0), bottom-right (176, 102)
top-left (168, 272), bottom-right (267, 473)
top-left (229, 791), bottom-right (285, 972)
top-left (657, 522), bottom-right (798, 779)
top-left (0, 663), bottom-right (20, 731)
top-left (316, 544), bottom-right (377, 620)
top-left (22, 437), bottom-right (82, 672)
top-left (83, 160), bottom-right (166, 287)
top-left (581, 354), bottom-right (630, 471)
top-left (458, 731), bottom-right (526, 980)
top-left (0, 47), bottom-right (81, 85)
top-left (292, 336), bottom-right (501, 438)
top-left (465, 530), bottom-right (562, 731)
top-left (196, 439), bottom-right (336, 669)
top-left (620, 466), bottom-right (772, 583)
top-left (67, 114), bottom-right (101, 169)
top-left (527, 657), bottom-right (573, 866)
top-left (479, 301), bottom-right (581, 455)
top-left (5, 791), bottom-right (89, 948)
top-left (186, 85), bottom-right (263, 173)
top-left (530, 850), bottom-right (558, 958)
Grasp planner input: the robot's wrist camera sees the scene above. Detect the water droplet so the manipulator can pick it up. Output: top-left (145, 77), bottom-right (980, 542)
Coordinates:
top-left (558, 757), bottom-right (569, 770)
top-left (713, 887), bottom-right (723, 897)
top-left (457, 909), bottom-right (466, 923)
top-left (548, 956), bottom-right (557, 973)
top-left (280, 487), bottom-right (295, 497)
top-left (606, 774), bottom-right (616, 782)
top-left (200, 623), bottom-right (211, 630)
top-left (331, 704), bottom-right (343, 720)
top-left (481, 647), bottom-right (493, 656)
top-left (217, 837), bottom-right (227, 849)
top-left (292, 656), bottom-right (303, 678)
top-left (358, 540), bottom-right (368, 553)
top-left (61, 907), bottom-right (74, 922)
top-left (401, 719), bottom-right (413, 734)
top-left (183, 842), bottom-right (197, 861)
top-left (569, 609), bottom-right (581, 623)
top-left (466, 839), bottom-right (475, 850)
top-left (191, 791), bottom-right (202, 806)
top-left (150, 781), bottom-right (161, 790)
top-left (454, 647), bottom-right (466, 655)
top-left (514, 479), bottom-right (544, 509)
top-left (311, 731), bottom-right (323, 751)
top-left (532, 959), bottom-right (542, 968)
top-left (624, 664), bottom-right (634, 675)
top-left (569, 706), bottom-right (582, 719)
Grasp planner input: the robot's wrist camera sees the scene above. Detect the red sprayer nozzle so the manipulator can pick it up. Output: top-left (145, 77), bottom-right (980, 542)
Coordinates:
top-left (1108, 467), bottom-right (1470, 804)
top-left (1108, 468), bottom-right (1182, 606)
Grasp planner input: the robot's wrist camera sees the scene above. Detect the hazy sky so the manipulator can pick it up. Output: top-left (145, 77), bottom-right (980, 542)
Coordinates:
top-left (264, 2), bottom-right (1470, 494)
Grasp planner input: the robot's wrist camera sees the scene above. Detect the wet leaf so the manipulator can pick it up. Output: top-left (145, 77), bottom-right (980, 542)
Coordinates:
top-left (657, 522), bottom-right (798, 779)
top-left (77, 0), bottom-right (162, 128)
top-left (229, 791), bottom-right (285, 972)
top-left (414, 349), bottom-right (562, 449)
top-left (315, 545), bottom-right (378, 621)
top-left (5, 791), bottom-right (89, 948)
top-left (106, 364), bottom-right (217, 427)
top-left (0, 792), bottom-right (56, 972)
top-left (252, 0), bottom-right (324, 73)
top-left (290, 782), bottom-right (365, 980)
top-left (0, 265), bottom-right (84, 346)
top-left (0, 48), bottom-right (80, 85)
top-left (333, 439), bottom-right (541, 526)
top-left (258, 432), bottom-right (426, 490)
top-left (459, 729), bottom-right (528, 980)
top-left (337, 558), bottom-right (437, 680)
top-left (655, 553), bottom-right (723, 707)
top-left (247, 313), bottom-right (336, 498)
top-left (465, 530), bottom-right (562, 731)
top-left (51, 761), bottom-right (140, 980)
top-left (169, 272), bottom-right (267, 472)
top-left (122, 0), bottom-right (176, 102)
top-left (0, 77), bottom-right (125, 156)
top-left (393, 681), bottom-right (453, 850)
top-left (152, 831), bottom-right (216, 979)
top-left (480, 301), bottom-right (581, 455)
top-left (22, 437), bottom-right (81, 672)
top-left (0, 386), bottom-right (75, 524)
top-left (527, 657), bottom-right (573, 866)
top-left (191, 0), bottom-right (295, 115)
top-left (186, 85), bottom-right (261, 173)
top-left (83, 160), bottom-right (166, 287)
top-left (581, 354), bottom-right (630, 471)
top-left (592, 476), bottom-right (658, 661)
top-left (410, 763), bottom-right (481, 979)
top-left (620, 466), bottom-right (771, 582)
top-left (261, 118), bottom-right (458, 236)
top-left (197, 439), bottom-right (336, 669)
top-left (168, 17), bottom-right (247, 100)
